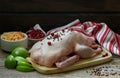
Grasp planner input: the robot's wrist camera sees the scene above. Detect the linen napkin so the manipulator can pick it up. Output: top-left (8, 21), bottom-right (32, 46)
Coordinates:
top-left (47, 19), bottom-right (120, 56)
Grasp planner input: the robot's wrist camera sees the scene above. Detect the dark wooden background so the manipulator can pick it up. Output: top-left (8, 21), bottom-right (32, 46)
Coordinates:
top-left (0, 0), bottom-right (120, 33)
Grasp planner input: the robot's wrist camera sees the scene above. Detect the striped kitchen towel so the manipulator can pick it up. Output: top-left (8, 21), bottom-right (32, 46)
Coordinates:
top-left (47, 19), bottom-right (120, 56)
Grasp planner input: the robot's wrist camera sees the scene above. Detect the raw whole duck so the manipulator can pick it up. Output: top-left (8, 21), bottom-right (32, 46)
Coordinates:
top-left (29, 28), bottom-right (102, 68)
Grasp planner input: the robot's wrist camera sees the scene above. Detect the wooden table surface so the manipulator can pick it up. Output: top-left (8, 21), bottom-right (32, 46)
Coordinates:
top-left (0, 48), bottom-right (120, 78)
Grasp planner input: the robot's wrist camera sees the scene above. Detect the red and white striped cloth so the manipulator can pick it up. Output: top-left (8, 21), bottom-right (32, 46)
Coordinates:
top-left (47, 19), bottom-right (120, 56)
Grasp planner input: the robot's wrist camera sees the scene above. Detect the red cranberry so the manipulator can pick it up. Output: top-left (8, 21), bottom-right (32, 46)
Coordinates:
top-left (51, 33), bottom-right (54, 36)
top-left (102, 53), bottom-right (108, 57)
top-left (62, 29), bottom-right (65, 32)
top-left (54, 34), bottom-right (59, 38)
top-left (26, 28), bottom-right (46, 39)
top-left (47, 41), bottom-right (52, 46)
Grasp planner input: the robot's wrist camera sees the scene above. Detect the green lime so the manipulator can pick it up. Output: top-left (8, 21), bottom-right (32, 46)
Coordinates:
top-left (15, 56), bottom-right (28, 63)
top-left (17, 61), bottom-right (32, 67)
top-left (16, 65), bottom-right (35, 72)
top-left (5, 55), bottom-right (17, 69)
top-left (11, 46), bottom-right (29, 58)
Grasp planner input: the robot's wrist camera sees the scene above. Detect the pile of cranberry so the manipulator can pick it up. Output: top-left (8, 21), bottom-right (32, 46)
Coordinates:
top-left (26, 27), bottom-right (46, 39)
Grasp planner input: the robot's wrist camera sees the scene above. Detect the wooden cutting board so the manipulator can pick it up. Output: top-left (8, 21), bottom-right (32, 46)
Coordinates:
top-left (27, 48), bottom-right (112, 74)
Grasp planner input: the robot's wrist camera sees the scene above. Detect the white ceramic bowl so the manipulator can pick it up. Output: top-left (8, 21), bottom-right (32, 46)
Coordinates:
top-left (0, 32), bottom-right (28, 52)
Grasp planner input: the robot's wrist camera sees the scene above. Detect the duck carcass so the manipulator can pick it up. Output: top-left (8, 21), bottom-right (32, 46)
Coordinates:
top-left (29, 28), bottom-right (102, 68)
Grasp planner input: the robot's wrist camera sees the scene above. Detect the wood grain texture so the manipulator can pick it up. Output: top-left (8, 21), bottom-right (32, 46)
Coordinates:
top-left (0, 0), bottom-right (120, 34)
top-left (0, 0), bottom-right (120, 12)
top-left (0, 13), bottom-right (120, 34)
top-left (0, 0), bottom-right (106, 12)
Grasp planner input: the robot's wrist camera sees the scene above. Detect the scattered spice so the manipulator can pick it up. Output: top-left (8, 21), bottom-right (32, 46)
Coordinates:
top-left (47, 28), bottom-right (71, 43)
top-left (60, 37), bottom-right (62, 40)
top-left (41, 43), bottom-right (43, 45)
top-left (86, 65), bottom-right (120, 76)
top-left (60, 32), bottom-right (64, 35)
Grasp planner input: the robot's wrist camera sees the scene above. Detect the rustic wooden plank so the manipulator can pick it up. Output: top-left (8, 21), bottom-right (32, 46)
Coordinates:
top-left (0, 0), bottom-right (120, 12)
top-left (0, 13), bottom-right (120, 34)
top-left (104, 0), bottom-right (120, 11)
top-left (0, 0), bottom-right (103, 12)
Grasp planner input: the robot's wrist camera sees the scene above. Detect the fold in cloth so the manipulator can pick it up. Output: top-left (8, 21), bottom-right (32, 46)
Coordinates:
top-left (47, 19), bottom-right (120, 56)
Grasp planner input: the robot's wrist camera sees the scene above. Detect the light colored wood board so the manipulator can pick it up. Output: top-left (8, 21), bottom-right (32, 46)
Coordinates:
top-left (27, 48), bottom-right (112, 74)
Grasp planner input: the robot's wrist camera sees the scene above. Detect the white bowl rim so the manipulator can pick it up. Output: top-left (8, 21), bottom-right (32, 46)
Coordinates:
top-left (1, 32), bottom-right (28, 42)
